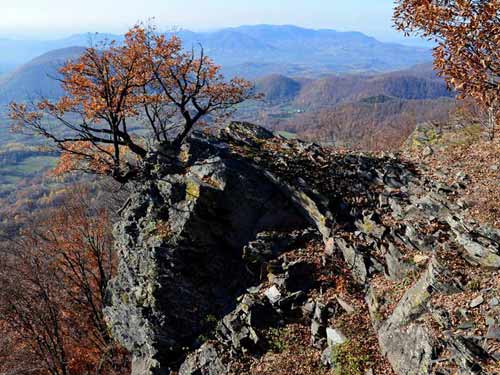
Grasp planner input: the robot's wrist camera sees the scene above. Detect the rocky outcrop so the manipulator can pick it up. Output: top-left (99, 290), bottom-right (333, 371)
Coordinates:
top-left (105, 122), bottom-right (500, 375)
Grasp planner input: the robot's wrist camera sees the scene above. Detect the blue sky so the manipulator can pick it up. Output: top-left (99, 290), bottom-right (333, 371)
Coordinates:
top-left (0, 0), bottom-right (422, 44)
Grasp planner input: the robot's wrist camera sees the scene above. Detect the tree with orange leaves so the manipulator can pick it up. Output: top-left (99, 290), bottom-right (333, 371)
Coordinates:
top-left (0, 187), bottom-right (130, 375)
top-left (10, 25), bottom-right (256, 182)
top-left (394, 0), bottom-right (500, 139)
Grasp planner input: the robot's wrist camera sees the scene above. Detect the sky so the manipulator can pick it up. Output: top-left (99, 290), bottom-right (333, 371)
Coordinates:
top-left (0, 0), bottom-right (425, 44)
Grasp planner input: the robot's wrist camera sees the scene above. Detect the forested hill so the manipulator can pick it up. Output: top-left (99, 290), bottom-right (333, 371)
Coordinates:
top-left (255, 63), bottom-right (452, 108)
top-left (0, 47), bottom-right (85, 104)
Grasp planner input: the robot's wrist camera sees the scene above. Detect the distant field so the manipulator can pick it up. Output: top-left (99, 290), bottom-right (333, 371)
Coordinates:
top-left (0, 147), bottom-right (58, 197)
top-left (0, 155), bottom-right (56, 178)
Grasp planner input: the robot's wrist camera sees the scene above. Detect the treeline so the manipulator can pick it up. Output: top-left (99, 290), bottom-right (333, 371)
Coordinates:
top-left (0, 145), bottom-right (58, 166)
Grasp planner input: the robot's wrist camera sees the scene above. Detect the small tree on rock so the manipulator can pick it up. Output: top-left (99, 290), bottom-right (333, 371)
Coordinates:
top-left (10, 25), bottom-right (256, 182)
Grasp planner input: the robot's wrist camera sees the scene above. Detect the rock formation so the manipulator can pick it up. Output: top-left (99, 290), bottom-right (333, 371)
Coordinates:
top-left (105, 122), bottom-right (500, 375)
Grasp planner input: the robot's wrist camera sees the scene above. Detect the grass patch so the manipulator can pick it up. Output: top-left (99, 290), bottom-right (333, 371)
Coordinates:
top-left (331, 340), bottom-right (372, 375)
top-left (264, 327), bottom-right (291, 353)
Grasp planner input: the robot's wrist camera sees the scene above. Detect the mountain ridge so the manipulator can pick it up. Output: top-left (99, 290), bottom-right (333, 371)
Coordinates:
top-left (0, 47), bottom-right (86, 104)
top-left (0, 25), bottom-right (431, 78)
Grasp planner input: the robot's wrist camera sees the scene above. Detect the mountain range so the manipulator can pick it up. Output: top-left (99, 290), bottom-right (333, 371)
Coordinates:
top-left (0, 24), bottom-right (432, 79)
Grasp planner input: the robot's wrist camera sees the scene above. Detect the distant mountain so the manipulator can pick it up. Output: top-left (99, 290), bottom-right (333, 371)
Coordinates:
top-left (254, 63), bottom-right (452, 108)
top-left (238, 63), bottom-right (456, 150)
top-left (0, 34), bottom-right (114, 70)
top-left (0, 25), bottom-right (432, 78)
top-left (0, 47), bottom-right (85, 104)
top-left (255, 75), bottom-right (304, 103)
top-left (175, 25), bottom-right (433, 75)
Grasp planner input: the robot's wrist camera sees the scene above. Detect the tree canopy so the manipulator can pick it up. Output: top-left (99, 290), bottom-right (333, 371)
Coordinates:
top-left (394, 0), bottom-right (500, 138)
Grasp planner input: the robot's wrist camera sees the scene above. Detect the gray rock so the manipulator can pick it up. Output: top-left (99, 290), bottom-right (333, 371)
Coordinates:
top-left (326, 328), bottom-right (347, 347)
top-left (311, 302), bottom-right (327, 348)
top-left (447, 216), bottom-right (500, 268)
top-left (336, 296), bottom-right (355, 314)
top-left (102, 122), bottom-right (499, 375)
top-left (456, 321), bottom-right (475, 330)
top-left (335, 238), bottom-right (369, 284)
top-left (355, 212), bottom-right (386, 239)
top-left (445, 334), bottom-right (490, 373)
top-left (469, 295), bottom-right (484, 308)
top-left (105, 128), bottom-right (317, 372)
top-left (486, 325), bottom-right (500, 341)
top-left (216, 294), bottom-right (275, 354)
top-left (301, 299), bottom-right (316, 318)
top-left (178, 343), bottom-right (226, 375)
top-left (321, 347), bottom-right (333, 367)
top-left (264, 286), bottom-right (282, 305)
top-left (375, 257), bottom-right (462, 375)
top-left (455, 171), bottom-right (469, 182)
top-left (384, 242), bottom-right (414, 281)
top-left (431, 308), bottom-right (452, 329)
top-left (422, 145), bottom-right (434, 157)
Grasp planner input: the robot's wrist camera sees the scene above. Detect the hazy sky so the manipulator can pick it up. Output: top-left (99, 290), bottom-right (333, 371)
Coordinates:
top-left (0, 0), bottom-right (416, 43)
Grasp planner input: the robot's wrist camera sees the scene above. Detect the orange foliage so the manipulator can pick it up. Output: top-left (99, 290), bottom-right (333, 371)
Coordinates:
top-left (394, 0), bottom-right (500, 137)
top-left (9, 25), bottom-right (257, 182)
top-left (0, 188), bottom-right (130, 374)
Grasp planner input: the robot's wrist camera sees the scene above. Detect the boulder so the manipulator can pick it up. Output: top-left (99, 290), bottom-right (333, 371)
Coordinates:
top-left (105, 132), bottom-right (311, 373)
top-left (374, 257), bottom-right (462, 375)
top-left (178, 343), bottom-right (227, 375)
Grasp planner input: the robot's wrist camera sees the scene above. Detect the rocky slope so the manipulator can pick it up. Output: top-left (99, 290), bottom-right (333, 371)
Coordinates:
top-left (104, 122), bottom-right (500, 375)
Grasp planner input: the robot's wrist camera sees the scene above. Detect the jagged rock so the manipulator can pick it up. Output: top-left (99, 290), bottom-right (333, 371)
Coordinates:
top-left (264, 286), bottom-right (282, 305)
top-left (374, 257), bottom-right (463, 375)
top-left (335, 238), bottom-right (368, 284)
top-left (422, 145), bottom-right (434, 157)
top-left (447, 216), bottom-right (500, 268)
top-left (388, 196), bottom-right (406, 219)
top-left (335, 238), bottom-right (383, 284)
top-left (326, 328), bottom-right (347, 347)
top-left (104, 122), bottom-right (499, 375)
top-left (105, 130), bottom-right (313, 373)
top-left (336, 296), bottom-right (355, 314)
top-left (216, 294), bottom-right (275, 355)
top-left (242, 230), bottom-right (314, 267)
top-left (320, 328), bottom-right (348, 369)
top-left (384, 242), bottom-right (414, 281)
top-left (355, 212), bottom-right (387, 239)
top-left (469, 295), bottom-right (484, 308)
top-left (178, 343), bottom-right (226, 375)
top-left (321, 347), bottom-right (333, 367)
top-left (301, 299), bottom-right (316, 318)
top-left (445, 334), bottom-right (490, 373)
top-left (455, 171), bottom-right (469, 182)
top-left (310, 302), bottom-right (327, 348)
top-left (431, 308), bottom-right (452, 329)
top-left (486, 325), bottom-right (500, 341)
